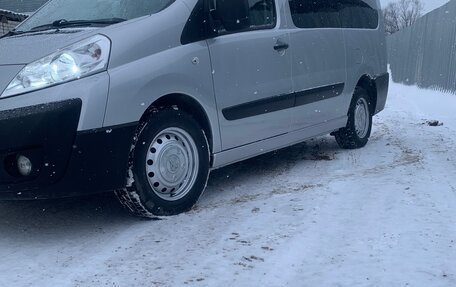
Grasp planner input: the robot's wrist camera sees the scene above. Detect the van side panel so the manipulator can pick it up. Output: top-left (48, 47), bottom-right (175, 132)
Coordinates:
top-left (213, 0), bottom-right (389, 168)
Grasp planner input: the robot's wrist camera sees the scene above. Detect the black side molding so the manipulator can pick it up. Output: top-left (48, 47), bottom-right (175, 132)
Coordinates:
top-left (223, 83), bottom-right (345, 121)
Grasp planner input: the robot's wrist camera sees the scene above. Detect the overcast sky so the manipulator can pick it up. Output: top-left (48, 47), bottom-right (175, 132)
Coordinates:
top-left (380, 0), bottom-right (450, 14)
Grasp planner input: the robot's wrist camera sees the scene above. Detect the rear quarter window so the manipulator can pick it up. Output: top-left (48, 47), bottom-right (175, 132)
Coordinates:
top-left (338, 0), bottom-right (379, 29)
top-left (288, 0), bottom-right (378, 29)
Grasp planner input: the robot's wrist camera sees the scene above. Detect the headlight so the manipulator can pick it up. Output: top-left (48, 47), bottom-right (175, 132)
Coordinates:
top-left (1, 35), bottom-right (111, 98)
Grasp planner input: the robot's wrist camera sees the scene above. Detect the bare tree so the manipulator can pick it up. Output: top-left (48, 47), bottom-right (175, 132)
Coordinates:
top-left (383, 3), bottom-right (401, 34)
top-left (383, 0), bottom-right (424, 34)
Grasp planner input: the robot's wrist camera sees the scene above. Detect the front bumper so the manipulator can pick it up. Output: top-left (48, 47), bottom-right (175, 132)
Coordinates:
top-left (0, 99), bottom-right (137, 200)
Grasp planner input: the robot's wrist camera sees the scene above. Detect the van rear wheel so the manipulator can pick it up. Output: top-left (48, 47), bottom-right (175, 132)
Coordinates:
top-left (334, 87), bottom-right (373, 149)
top-left (115, 108), bottom-right (210, 218)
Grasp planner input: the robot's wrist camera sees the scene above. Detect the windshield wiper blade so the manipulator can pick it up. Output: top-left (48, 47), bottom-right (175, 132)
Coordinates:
top-left (30, 18), bottom-right (127, 31)
top-left (0, 30), bottom-right (28, 39)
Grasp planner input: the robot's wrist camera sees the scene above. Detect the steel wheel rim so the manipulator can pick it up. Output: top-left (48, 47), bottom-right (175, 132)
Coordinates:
top-left (354, 97), bottom-right (370, 138)
top-left (145, 127), bottom-right (199, 201)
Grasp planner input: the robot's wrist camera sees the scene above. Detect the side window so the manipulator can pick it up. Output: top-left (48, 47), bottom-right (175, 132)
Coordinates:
top-left (338, 0), bottom-right (379, 29)
top-left (287, 0), bottom-right (378, 30)
top-left (181, 0), bottom-right (277, 45)
top-left (248, 0), bottom-right (276, 28)
top-left (214, 0), bottom-right (277, 34)
top-left (288, 0), bottom-right (340, 29)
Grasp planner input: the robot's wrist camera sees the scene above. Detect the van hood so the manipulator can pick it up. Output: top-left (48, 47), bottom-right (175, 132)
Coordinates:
top-left (0, 28), bottom-right (98, 66)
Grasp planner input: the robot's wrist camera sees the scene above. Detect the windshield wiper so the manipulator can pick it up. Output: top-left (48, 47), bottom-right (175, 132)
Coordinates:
top-left (0, 18), bottom-right (126, 39)
top-left (30, 18), bottom-right (127, 31)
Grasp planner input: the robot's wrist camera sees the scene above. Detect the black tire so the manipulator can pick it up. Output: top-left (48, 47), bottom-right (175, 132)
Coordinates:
top-left (115, 108), bottom-right (210, 218)
top-left (334, 87), bottom-right (373, 149)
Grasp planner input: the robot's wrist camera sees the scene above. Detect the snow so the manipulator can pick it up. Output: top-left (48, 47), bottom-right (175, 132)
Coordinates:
top-left (1, 81), bottom-right (456, 286)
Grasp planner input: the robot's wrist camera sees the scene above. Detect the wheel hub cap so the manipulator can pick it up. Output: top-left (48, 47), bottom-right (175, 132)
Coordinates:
top-left (145, 128), bottom-right (199, 201)
top-left (161, 145), bottom-right (187, 181)
top-left (354, 98), bottom-right (370, 138)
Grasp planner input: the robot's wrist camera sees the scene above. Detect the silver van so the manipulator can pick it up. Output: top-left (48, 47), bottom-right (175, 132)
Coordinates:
top-left (0, 0), bottom-right (388, 217)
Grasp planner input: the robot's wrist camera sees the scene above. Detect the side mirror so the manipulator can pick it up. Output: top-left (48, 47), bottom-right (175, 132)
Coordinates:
top-left (215, 0), bottom-right (250, 32)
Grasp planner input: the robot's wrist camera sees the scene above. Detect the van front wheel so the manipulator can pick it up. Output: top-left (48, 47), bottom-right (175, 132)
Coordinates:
top-left (115, 108), bottom-right (210, 218)
top-left (334, 87), bottom-right (373, 149)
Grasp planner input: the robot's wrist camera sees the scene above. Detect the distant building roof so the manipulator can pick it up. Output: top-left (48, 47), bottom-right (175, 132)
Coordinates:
top-left (0, 0), bottom-right (48, 14)
top-left (0, 9), bottom-right (28, 22)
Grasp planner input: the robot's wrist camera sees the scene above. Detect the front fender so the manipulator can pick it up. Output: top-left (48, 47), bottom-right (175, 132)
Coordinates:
top-left (104, 42), bottom-right (221, 153)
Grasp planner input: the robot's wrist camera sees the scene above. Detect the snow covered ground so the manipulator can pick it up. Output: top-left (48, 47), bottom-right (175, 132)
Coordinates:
top-left (1, 81), bottom-right (455, 287)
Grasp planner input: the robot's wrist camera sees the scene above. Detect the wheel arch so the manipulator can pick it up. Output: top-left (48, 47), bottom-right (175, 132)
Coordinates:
top-left (139, 93), bottom-right (214, 157)
top-left (356, 75), bottom-right (378, 115)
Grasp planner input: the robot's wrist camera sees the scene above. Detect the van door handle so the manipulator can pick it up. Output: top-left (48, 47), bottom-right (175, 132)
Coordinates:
top-left (274, 41), bottom-right (289, 51)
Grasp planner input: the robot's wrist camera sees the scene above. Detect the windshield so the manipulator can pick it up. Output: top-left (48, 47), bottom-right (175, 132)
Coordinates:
top-left (16, 0), bottom-right (175, 32)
